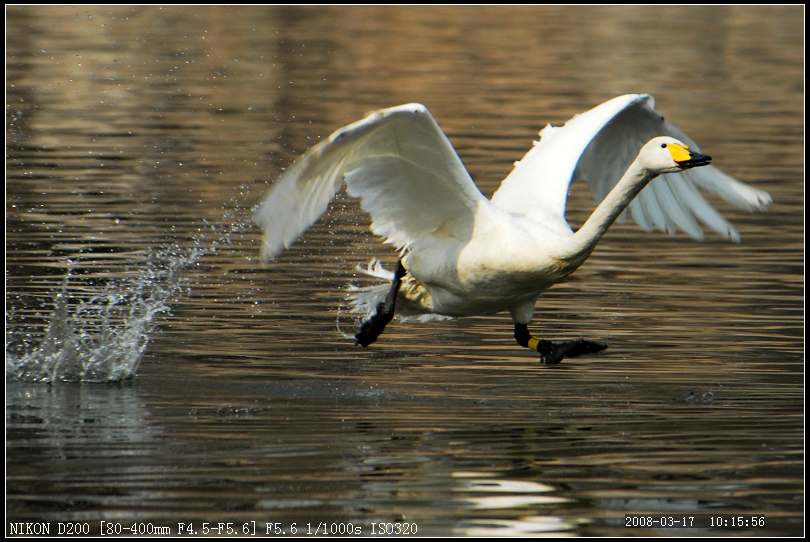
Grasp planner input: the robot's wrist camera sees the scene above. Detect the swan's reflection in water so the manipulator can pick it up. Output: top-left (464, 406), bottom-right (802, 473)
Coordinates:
top-left (453, 475), bottom-right (575, 535)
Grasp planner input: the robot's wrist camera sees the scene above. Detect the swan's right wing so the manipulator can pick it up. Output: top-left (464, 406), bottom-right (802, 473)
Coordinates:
top-left (492, 94), bottom-right (771, 241)
top-left (254, 103), bottom-right (487, 260)
top-left (573, 95), bottom-right (772, 241)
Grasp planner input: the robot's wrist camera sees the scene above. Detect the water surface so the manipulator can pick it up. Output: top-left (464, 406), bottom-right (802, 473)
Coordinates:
top-left (6, 6), bottom-right (804, 536)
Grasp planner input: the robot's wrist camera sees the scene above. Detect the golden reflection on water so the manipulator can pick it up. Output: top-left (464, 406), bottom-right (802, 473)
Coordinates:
top-left (6, 5), bottom-right (804, 536)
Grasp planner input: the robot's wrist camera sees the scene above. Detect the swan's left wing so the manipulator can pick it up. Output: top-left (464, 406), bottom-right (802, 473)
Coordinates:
top-left (254, 103), bottom-right (488, 260)
top-left (491, 94), bottom-right (771, 241)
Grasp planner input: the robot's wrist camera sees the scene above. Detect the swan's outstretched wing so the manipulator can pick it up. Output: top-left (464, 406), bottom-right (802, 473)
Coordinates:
top-left (254, 103), bottom-right (487, 260)
top-left (491, 94), bottom-right (772, 241)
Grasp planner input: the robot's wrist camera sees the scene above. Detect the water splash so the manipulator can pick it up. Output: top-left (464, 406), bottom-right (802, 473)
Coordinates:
top-left (6, 210), bottom-right (250, 383)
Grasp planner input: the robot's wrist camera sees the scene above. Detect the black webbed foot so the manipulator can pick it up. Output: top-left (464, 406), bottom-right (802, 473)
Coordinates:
top-left (354, 302), bottom-right (395, 347)
top-left (354, 261), bottom-right (406, 348)
top-left (537, 339), bottom-right (608, 365)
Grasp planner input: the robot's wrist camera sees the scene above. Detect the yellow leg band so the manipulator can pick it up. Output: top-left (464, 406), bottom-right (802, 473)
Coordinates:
top-left (527, 337), bottom-right (540, 351)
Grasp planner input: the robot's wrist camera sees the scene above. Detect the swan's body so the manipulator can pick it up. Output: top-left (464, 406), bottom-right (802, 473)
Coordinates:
top-left (254, 94), bottom-right (771, 362)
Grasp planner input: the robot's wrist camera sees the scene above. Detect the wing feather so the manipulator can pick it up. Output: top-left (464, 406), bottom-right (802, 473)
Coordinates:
top-left (628, 198), bottom-right (652, 232)
top-left (254, 104), bottom-right (486, 260)
top-left (492, 94), bottom-right (771, 241)
top-left (634, 185), bottom-right (665, 232)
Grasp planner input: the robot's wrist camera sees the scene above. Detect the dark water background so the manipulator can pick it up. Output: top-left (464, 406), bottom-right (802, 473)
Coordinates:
top-left (6, 6), bottom-right (804, 536)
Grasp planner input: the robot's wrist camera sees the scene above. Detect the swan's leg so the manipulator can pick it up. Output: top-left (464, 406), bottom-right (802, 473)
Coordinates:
top-left (355, 260), bottom-right (406, 347)
top-left (513, 323), bottom-right (607, 365)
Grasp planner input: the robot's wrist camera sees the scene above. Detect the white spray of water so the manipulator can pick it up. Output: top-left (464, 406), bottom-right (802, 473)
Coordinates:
top-left (6, 212), bottom-right (250, 383)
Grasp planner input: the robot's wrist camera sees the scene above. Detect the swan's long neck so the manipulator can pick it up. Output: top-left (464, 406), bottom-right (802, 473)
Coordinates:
top-left (565, 158), bottom-right (655, 262)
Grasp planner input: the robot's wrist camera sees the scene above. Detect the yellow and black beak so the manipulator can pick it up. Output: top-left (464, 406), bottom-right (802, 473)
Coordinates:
top-left (667, 143), bottom-right (712, 169)
top-left (676, 152), bottom-right (712, 169)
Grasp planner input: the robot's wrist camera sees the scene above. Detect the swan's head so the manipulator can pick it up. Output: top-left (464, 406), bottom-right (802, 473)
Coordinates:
top-left (639, 136), bottom-right (712, 174)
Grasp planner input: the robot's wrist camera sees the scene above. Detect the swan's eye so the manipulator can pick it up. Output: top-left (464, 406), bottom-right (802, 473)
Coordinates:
top-left (660, 143), bottom-right (667, 148)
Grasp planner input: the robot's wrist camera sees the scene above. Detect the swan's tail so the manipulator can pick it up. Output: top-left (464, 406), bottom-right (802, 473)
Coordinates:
top-left (346, 259), bottom-right (394, 319)
top-left (345, 259), bottom-right (452, 323)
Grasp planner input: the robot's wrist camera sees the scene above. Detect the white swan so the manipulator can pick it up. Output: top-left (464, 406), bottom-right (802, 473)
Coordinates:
top-left (254, 94), bottom-right (771, 363)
